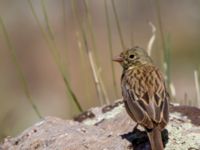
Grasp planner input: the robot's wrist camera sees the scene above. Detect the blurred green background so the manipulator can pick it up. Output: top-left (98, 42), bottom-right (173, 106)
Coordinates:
top-left (0, 0), bottom-right (200, 140)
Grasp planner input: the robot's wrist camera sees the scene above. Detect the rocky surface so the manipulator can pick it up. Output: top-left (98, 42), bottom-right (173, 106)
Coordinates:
top-left (1, 100), bottom-right (200, 150)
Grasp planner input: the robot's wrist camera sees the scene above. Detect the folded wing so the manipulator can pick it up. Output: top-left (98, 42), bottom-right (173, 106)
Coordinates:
top-left (122, 65), bottom-right (169, 129)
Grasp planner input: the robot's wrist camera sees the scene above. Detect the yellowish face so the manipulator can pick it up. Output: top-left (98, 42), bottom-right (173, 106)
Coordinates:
top-left (113, 47), bottom-right (152, 69)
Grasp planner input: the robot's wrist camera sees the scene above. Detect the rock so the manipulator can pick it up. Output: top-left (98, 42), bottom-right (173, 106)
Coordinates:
top-left (1, 100), bottom-right (200, 150)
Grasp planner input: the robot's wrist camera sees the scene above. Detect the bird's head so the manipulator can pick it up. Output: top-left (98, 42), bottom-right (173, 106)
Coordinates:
top-left (113, 47), bottom-right (153, 70)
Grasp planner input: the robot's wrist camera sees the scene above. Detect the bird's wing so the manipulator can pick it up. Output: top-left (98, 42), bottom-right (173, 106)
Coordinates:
top-left (122, 65), bottom-right (169, 129)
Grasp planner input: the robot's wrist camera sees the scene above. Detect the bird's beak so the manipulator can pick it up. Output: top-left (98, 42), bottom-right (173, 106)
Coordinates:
top-left (112, 56), bottom-right (123, 63)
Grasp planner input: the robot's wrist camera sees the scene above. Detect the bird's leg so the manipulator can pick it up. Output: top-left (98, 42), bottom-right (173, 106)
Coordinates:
top-left (132, 123), bottom-right (139, 132)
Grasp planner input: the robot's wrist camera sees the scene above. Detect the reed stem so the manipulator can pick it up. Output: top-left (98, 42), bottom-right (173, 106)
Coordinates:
top-left (71, 0), bottom-right (105, 105)
top-left (83, 0), bottom-right (110, 104)
top-left (194, 70), bottom-right (200, 107)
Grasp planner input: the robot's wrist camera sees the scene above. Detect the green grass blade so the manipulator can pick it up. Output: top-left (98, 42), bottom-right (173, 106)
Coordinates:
top-left (128, 0), bottom-right (134, 47)
top-left (111, 0), bottom-right (126, 50)
top-left (41, 0), bottom-right (54, 40)
top-left (0, 16), bottom-right (42, 119)
top-left (154, 0), bottom-right (175, 99)
top-left (104, 0), bottom-right (118, 98)
top-left (28, 0), bottom-right (83, 112)
top-left (154, 0), bottom-right (166, 52)
top-left (83, 0), bottom-right (99, 65)
top-left (194, 70), bottom-right (200, 106)
top-left (164, 34), bottom-right (171, 88)
top-left (62, 0), bottom-right (70, 72)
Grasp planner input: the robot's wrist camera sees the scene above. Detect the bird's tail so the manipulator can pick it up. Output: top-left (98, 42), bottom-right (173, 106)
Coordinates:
top-left (147, 126), bottom-right (164, 150)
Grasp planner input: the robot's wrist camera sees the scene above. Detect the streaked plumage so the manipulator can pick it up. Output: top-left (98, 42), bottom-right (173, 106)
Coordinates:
top-left (113, 47), bottom-right (169, 150)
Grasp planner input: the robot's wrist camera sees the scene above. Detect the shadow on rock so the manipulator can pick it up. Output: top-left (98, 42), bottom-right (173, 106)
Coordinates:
top-left (121, 128), bottom-right (169, 150)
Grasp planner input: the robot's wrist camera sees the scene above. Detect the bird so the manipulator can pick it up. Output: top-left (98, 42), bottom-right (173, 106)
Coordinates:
top-left (113, 47), bottom-right (169, 150)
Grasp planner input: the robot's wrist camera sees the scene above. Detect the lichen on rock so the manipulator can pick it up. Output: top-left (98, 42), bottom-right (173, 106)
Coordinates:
top-left (1, 101), bottom-right (200, 150)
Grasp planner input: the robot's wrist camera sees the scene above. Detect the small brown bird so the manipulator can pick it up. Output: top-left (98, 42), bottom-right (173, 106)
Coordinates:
top-left (113, 47), bottom-right (169, 150)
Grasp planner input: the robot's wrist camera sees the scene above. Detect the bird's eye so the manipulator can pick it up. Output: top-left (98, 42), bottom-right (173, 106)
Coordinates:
top-left (129, 54), bottom-right (135, 59)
